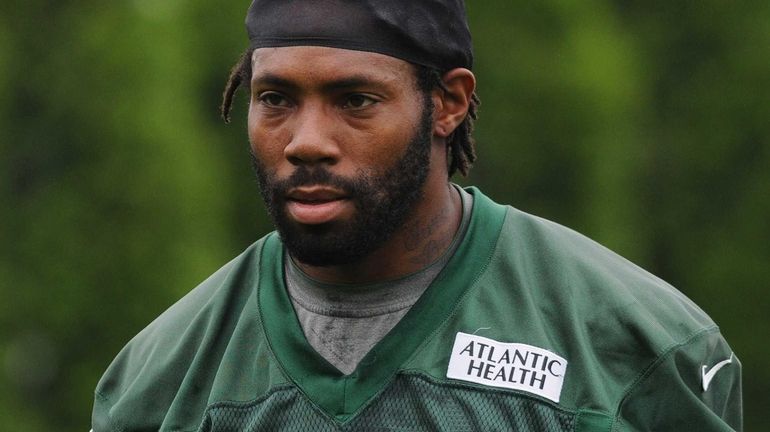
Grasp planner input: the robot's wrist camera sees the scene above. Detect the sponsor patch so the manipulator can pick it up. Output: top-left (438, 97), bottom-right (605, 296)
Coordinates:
top-left (446, 332), bottom-right (568, 403)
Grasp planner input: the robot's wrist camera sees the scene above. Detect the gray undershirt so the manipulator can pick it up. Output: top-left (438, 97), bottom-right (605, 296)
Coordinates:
top-left (285, 185), bottom-right (473, 375)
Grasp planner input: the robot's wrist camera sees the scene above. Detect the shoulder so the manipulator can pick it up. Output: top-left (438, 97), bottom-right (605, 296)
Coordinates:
top-left (93, 236), bottom-right (274, 431)
top-left (123, 237), bottom-right (266, 352)
top-left (462, 191), bottom-right (732, 412)
top-left (494, 204), bottom-right (717, 342)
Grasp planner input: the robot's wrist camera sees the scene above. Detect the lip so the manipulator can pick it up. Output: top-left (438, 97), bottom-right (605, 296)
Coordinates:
top-left (286, 186), bottom-right (347, 202)
top-left (285, 186), bottom-right (352, 225)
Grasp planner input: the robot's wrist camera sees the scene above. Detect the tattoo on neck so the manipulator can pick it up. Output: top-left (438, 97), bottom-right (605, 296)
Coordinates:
top-left (403, 207), bottom-right (454, 266)
top-left (408, 228), bottom-right (454, 266)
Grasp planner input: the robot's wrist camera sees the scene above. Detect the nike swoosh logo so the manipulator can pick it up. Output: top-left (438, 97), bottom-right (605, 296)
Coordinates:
top-left (701, 352), bottom-right (734, 392)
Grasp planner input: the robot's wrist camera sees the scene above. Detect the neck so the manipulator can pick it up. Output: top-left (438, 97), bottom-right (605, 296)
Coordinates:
top-left (294, 181), bottom-right (462, 284)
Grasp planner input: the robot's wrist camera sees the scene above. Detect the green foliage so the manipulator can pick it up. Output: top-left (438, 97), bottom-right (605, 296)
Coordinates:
top-left (1, 1), bottom-right (767, 430)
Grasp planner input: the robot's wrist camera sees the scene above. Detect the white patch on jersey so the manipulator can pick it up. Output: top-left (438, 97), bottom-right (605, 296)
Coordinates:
top-left (446, 332), bottom-right (568, 403)
top-left (702, 352), bottom-right (734, 392)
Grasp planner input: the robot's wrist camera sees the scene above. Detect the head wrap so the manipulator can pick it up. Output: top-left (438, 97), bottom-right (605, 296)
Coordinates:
top-left (245, 0), bottom-right (473, 71)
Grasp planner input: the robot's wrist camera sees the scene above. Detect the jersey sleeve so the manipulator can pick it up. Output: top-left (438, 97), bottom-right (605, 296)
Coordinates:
top-left (614, 328), bottom-right (742, 431)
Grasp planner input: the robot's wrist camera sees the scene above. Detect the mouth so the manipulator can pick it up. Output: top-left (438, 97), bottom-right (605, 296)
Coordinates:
top-left (285, 186), bottom-right (352, 225)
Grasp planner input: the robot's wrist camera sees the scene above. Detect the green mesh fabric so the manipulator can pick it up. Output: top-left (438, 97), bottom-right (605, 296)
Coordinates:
top-left (197, 373), bottom-right (577, 431)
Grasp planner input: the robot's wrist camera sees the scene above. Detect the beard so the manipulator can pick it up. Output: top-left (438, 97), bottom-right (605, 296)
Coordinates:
top-left (251, 99), bottom-right (434, 267)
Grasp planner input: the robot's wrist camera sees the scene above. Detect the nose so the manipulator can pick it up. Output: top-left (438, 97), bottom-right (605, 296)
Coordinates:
top-left (284, 103), bottom-right (340, 166)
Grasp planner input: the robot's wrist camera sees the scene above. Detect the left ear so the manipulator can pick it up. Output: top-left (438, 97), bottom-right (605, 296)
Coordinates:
top-left (431, 68), bottom-right (476, 138)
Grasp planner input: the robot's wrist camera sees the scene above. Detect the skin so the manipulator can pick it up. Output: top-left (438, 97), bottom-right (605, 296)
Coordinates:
top-left (248, 46), bottom-right (476, 284)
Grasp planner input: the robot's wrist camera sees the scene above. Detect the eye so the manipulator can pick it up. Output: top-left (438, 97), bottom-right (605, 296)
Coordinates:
top-left (257, 91), bottom-right (291, 107)
top-left (342, 94), bottom-right (377, 109)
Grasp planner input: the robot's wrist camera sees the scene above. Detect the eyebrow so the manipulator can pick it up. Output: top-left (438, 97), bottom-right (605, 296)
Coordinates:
top-left (319, 76), bottom-right (386, 93)
top-left (251, 74), bottom-right (300, 92)
top-left (251, 73), bottom-right (391, 93)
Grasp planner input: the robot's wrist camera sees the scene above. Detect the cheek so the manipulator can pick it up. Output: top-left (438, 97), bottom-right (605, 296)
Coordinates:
top-left (362, 117), bottom-right (421, 164)
top-left (248, 121), bottom-right (287, 166)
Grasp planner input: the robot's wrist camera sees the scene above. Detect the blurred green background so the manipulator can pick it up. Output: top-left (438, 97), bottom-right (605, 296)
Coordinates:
top-left (1, 1), bottom-right (768, 430)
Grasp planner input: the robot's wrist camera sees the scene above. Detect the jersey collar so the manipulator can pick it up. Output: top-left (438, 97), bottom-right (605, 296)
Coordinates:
top-left (258, 186), bottom-right (508, 422)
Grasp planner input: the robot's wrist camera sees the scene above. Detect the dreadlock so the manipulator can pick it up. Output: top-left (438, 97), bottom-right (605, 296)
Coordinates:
top-left (220, 48), bottom-right (480, 177)
top-left (220, 48), bottom-right (254, 125)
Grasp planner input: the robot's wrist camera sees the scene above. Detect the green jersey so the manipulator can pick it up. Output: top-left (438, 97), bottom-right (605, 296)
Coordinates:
top-left (92, 187), bottom-right (742, 431)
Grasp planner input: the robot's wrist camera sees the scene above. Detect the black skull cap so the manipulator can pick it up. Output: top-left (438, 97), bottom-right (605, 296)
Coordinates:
top-left (245, 0), bottom-right (473, 70)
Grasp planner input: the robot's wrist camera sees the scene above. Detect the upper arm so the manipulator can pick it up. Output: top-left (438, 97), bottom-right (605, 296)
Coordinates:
top-left (613, 329), bottom-right (742, 431)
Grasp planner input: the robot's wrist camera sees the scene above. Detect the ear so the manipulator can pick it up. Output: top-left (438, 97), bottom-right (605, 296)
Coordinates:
top-left (432, 68), bottom-right (476, 138)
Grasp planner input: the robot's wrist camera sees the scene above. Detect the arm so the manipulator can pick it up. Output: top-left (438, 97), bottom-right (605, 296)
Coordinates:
top-left (613, 329), bottom-right (742, 431)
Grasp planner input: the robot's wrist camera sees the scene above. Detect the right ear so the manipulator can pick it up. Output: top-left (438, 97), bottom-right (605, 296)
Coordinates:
top-left (431, 68), bottom-right (476, 138)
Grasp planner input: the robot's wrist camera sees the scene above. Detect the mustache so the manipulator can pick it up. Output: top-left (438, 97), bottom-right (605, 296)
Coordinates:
top-left (268, 166), bottom-right (368, 200)
top-left (250, 153), bottom-right (370, 202)
top-left (249, 151), bottom-right (375, 214)
top-left (273, 166), bottom-right (364, 196)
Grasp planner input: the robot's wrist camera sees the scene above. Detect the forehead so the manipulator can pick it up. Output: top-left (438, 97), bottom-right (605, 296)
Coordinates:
top-left (250, 46), bottom-right (418, 88)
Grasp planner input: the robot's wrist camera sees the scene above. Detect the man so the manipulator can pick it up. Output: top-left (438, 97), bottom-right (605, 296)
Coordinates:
top-left (92, 1), bottom-right (742, 431)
